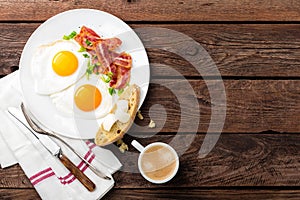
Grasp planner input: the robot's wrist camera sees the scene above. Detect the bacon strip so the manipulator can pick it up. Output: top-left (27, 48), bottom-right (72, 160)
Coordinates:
top-left (94, 42), bottom-right (120, 72)
top-left (109, 52), bottom-right (132, 89)
top-left (102, 38), bottom-right (122, 51)
top-left (74, 26), bottom-right (101, 50)
top-left (109, 65), bottom-right (131, 89)
top-left (113, 53), bottom-right (132, 69)
top-left (74, 26), bottom-right (131, 89)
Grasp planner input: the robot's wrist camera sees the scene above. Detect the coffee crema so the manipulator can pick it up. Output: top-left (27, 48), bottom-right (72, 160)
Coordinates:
top-left (140, 145), bottom-right (177, 181)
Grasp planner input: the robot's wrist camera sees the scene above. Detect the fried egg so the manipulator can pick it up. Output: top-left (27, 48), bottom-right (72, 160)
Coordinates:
top-left (31, 40), bottom-right (88, 95)
top-left (50, 74), bottom-right (113, 119)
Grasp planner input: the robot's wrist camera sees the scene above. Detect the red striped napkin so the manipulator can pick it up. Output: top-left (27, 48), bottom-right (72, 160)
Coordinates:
top-left (0, 71), bottom-right (122, 199)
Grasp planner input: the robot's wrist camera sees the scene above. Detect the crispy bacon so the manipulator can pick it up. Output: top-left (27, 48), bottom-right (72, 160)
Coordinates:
top-left (113, 52), bottom-right (132, 69)
top-left (75, 26), bottom-right (122, 50)
top-left (74, 26), bottom-right (131, 89)
top-left (74, 26), bottom-right (101, 50)
top-left (102, 38), bottom-right (122, 51)
top-left (109, 64), bottom-right (130, 89)
top-left (109, 53), bottom-right (132, 89)
top-left (94, 42), bottom-right (120, 72)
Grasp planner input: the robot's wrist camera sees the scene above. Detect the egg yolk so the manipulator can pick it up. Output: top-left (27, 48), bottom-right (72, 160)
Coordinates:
top-left (52, 51), bottom-right (78, 76)
top-left (74, 84), bottom-right (102, 112)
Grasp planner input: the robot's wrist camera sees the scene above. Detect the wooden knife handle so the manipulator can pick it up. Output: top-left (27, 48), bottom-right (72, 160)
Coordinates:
top-left (59, 153), bottom-right (96, 192)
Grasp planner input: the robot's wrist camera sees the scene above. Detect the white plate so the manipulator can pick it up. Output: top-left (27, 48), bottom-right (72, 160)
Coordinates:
top-left (19, 9), bottom-right (150, 139)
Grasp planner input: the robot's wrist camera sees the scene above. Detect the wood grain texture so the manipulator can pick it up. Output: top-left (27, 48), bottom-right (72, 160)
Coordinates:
top-left (1, 0), bottom-right (300, 21)
top-left (140, 24), bottom-right (300, 77)
top-left (0, 165), bottom-right (31, 188)
top-left (113, 134), bottom-right (300, 188)
top-left (1, 188), bottom-right (300, 200)
top-left (0, 189), bottom-right (39, 200)
top-left (1, 24), bottom-right (300, 77)
top-left (1, 134), bottom-right (299, 188)
top-left (105, 189), bottom-right (300, 200)
top-left (131, 80), bottom-right (300, 133)
top-left (1, 1), bottom-right (300, 198)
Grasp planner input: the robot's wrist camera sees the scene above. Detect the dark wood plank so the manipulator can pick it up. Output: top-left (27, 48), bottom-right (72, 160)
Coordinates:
top-left (105, 189), bottom-right (300, 200)
top-left (0, 65), bottom-right (299, 133)
top-left (113, 134), bottom-right (300, 188)
top-left (1, 24), bottom-right (300, 77)
top-left (1, 134), bottom-right (299, 188)
top-left (0, 165), bottom-right (32, 188)
top-left (132, 79), bottom-right (300, 133)
top-left (1, 188), bottom-right (300, 200)
top-left (0, 189), bottom-right (39, 200)
top-left (141, 24), bottom-right (300, 78)
top-left (1, 0), bottom-right (300, 21)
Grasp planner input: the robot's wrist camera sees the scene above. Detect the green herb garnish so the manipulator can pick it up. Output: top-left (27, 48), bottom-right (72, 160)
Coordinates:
top-left (78, 46), bottom-right (86, 52)
top-left (83, 53), bottom-right (90, 58)
top-left (85, 39), bottom-right (92, 46)
top-left (101, 75), bottom-right (111, 83)
top-left (118, 88), bottom-right (124, 96)
top-left (86, 60), bottom-right (96, 79)
top-left (108, 88), bottom-right (116, 95)
top-left (101, 72), bottom-right (113, 83)
top-left (107, 72), bottom-right (113, 78)
top-left (63, 31), bottom-right (77, 40)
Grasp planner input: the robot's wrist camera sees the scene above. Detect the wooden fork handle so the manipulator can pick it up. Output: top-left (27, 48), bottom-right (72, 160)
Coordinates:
top-left (59, 153), bottom-right (96, 192)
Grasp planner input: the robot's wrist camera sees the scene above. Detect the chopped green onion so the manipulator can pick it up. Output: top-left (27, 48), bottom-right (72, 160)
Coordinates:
top-left (83, 53), bottom-right (90, 58)
top-left (107, 72), bottom-right (113, 78)
top-left (108, 88), bottom-right (116, 95)
top-left (118, 89), bottom-right (124, 96)
top-left (85, 60), bottom-right (96, 79)
top-left (78, 46), bottom-right (86, 52)
top-left (86, 70), bottom-right (92, 79)
top-left (85, 39), bottom-right (92, 46)
top-left (101, 75), bottom-right (111, 83)
top-left (63, 31), bottom-right (77, 40)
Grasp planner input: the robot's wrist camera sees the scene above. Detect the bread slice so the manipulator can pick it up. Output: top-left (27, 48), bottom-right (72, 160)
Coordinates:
top-left (94, 84), bottom-right (140, 146)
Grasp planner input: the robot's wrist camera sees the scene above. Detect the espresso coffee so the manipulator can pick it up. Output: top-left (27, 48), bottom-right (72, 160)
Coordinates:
top-left (140, 145), bottom-right (177, 181)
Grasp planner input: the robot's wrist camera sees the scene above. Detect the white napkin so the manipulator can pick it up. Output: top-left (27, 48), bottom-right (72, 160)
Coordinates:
top-left (0, 133), bottom-right (17, 168)
top-left (0, 71), bottom-right (122, 200)
top-left (0, 72), bottom-right (20, 168)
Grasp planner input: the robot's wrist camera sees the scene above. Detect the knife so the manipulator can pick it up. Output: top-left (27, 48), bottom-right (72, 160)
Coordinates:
top-left (7, 107), bottom-right (96, 192)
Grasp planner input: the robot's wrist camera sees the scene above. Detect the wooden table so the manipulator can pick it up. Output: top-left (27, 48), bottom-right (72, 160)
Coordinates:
top-left (1, 1), bottom-right (300, 199)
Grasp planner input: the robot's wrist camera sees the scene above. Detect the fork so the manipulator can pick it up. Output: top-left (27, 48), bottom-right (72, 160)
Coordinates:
top-left (21, 103), bottom-right (111, 180)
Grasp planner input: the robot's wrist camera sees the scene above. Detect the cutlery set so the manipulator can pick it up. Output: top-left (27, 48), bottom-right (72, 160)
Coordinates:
top-left (7, 103), bottom-right (110, 192)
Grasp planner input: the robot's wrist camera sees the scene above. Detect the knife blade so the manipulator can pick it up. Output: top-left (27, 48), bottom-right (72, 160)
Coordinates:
top-left (7, 107), bottom-right (61, 155)
top-left (7, 107), bottom-right (96, 192)
top-left (14, 104), bottom-right (111, 180)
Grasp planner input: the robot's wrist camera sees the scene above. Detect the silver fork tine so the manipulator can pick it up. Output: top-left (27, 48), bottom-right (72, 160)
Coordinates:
top-left (21, 103), bottom-right (111, 180)
top-left (21, 104), bottom-right (45, 134)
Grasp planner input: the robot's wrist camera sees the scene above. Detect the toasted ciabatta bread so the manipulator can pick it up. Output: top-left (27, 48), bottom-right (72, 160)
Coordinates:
top-left (94, 84), bottom-right (140, 146)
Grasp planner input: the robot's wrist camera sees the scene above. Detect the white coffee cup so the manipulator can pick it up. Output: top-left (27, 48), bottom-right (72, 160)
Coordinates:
top-left (131, 140), bottom-right (179, 184)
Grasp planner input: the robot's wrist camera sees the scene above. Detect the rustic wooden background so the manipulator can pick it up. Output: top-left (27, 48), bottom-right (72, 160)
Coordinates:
top-left (0, 0), bottom-right (300, 199)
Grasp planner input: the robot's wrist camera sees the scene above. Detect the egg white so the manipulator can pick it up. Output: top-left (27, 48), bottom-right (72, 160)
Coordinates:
top-left (31, 40), bottom-right (88, 95)
top-left (50, 74), bottom-right (114, 120)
